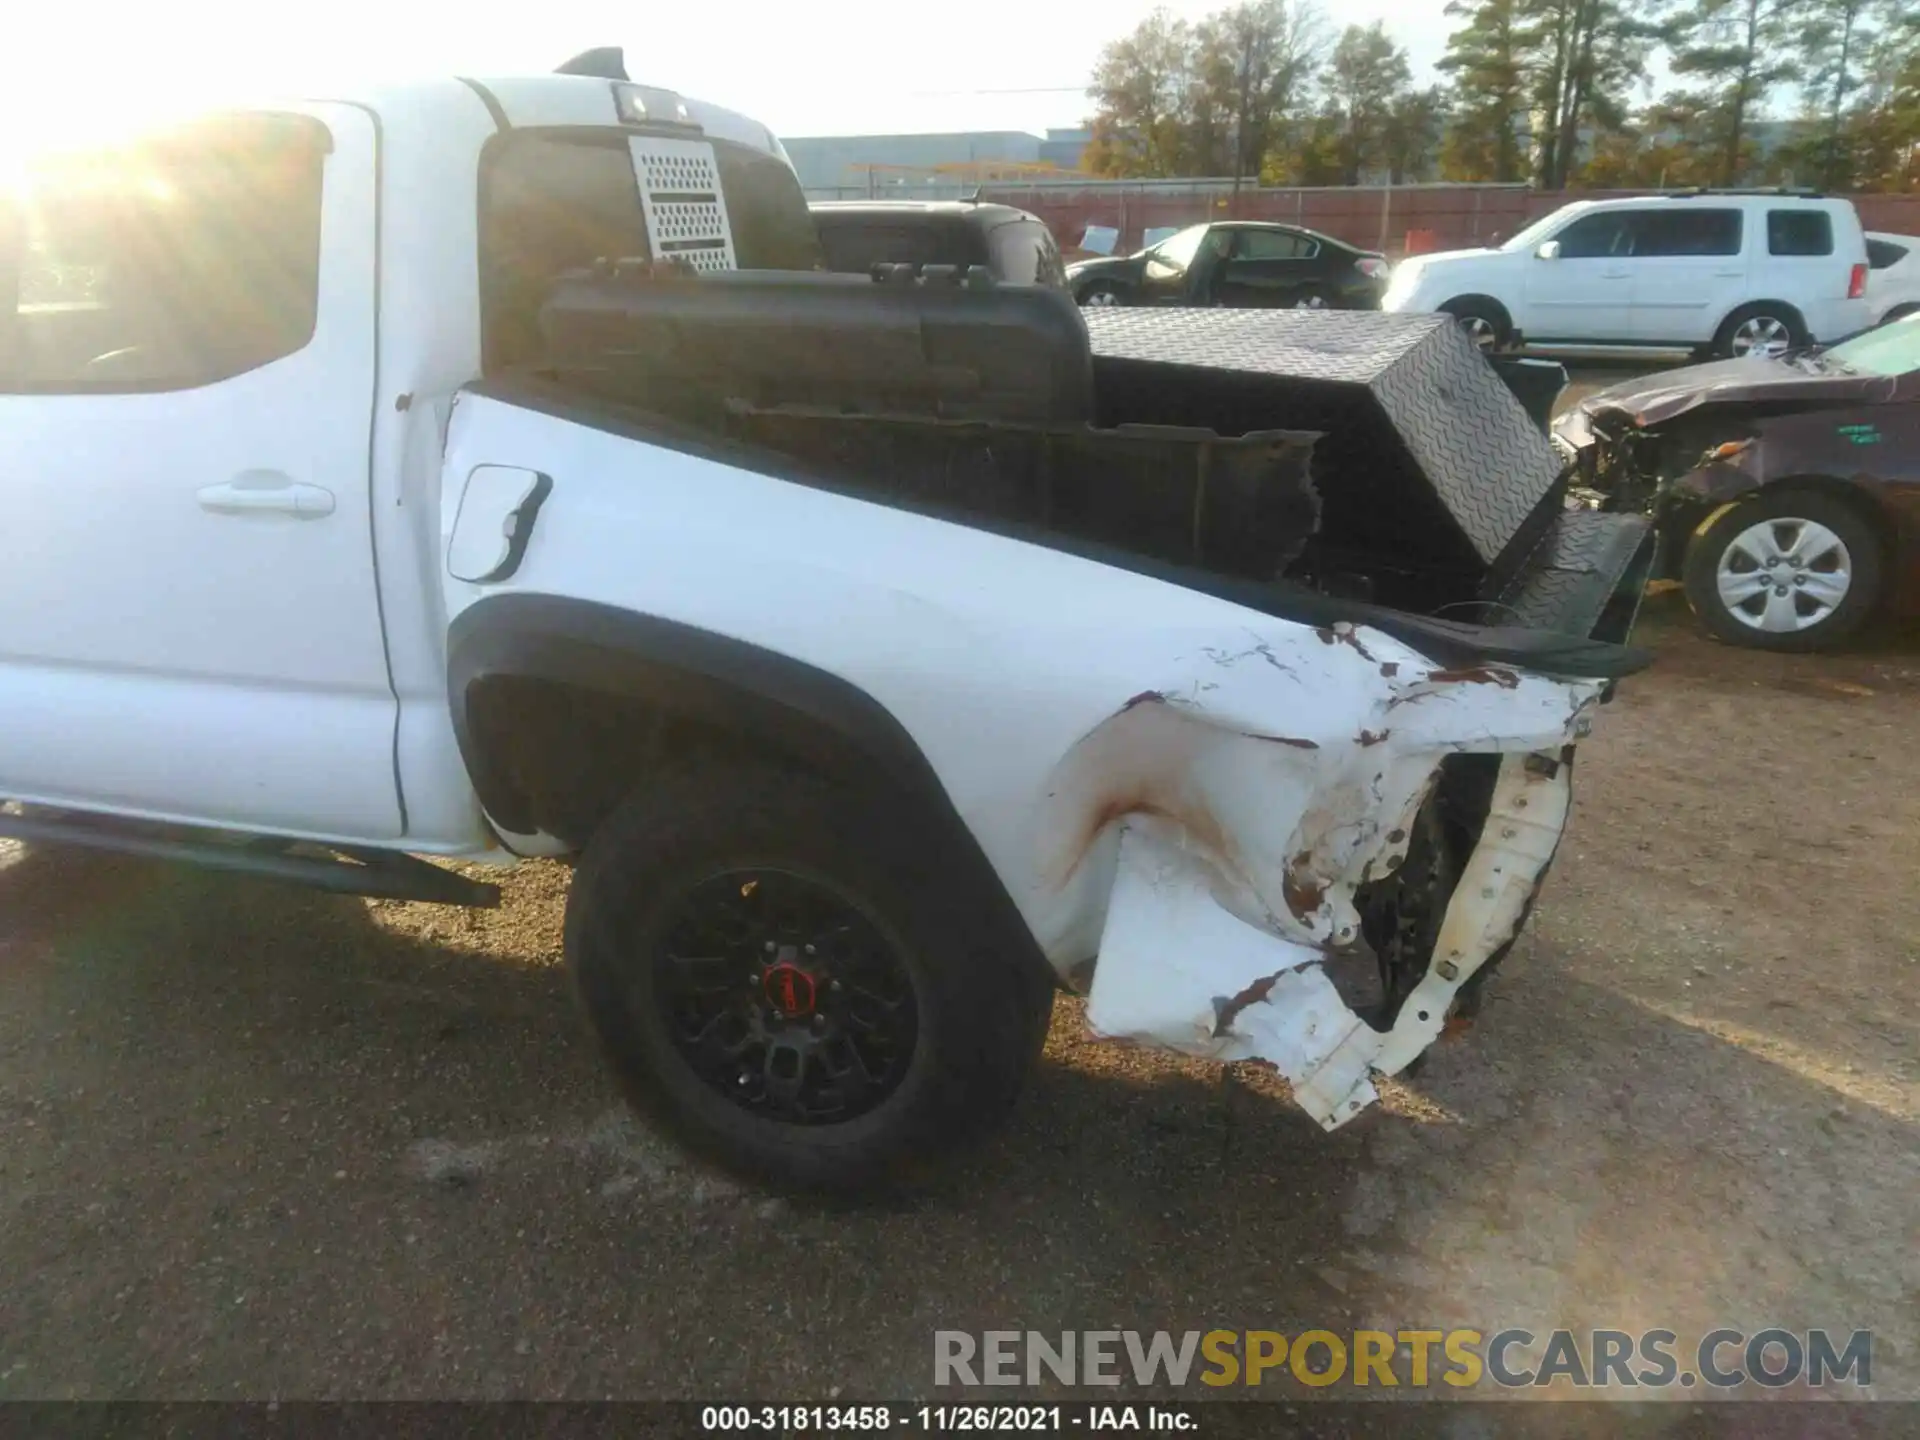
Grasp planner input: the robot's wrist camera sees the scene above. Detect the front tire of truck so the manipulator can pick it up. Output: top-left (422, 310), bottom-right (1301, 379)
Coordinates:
top-left (565, 759), bottom-right (1047, 1196)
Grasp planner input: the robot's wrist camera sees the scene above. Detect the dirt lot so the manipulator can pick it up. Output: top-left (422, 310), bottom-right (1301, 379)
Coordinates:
top-left (3, 341), bottom-right (1916, 1404)
top-left (3, 593), bottom-right (1916, 1404)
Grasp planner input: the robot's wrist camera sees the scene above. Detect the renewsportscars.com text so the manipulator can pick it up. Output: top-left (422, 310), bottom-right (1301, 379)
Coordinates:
top-left (933, 1329), bottom-right (1872, 1391)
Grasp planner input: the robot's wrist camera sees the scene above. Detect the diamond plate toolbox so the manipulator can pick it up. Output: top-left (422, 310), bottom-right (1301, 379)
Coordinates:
top-left (1083, 309), bottom-right (1563, 596)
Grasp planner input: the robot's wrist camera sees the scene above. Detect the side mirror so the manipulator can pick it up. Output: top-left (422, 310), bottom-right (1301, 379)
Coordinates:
top-left (1535, 240), bottom-right (1561, 261)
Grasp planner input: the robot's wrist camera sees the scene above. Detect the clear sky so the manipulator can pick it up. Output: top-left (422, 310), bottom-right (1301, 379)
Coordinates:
top-left (1, 0), bottom-right (1461, 142)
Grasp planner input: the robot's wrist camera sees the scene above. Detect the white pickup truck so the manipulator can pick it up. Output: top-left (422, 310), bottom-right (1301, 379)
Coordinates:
top-left (0, 51), bottom-right (1654, 1193)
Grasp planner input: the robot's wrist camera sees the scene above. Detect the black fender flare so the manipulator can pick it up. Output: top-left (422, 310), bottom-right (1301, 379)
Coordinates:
top-left (446, 592), bottom-right (1058, 990)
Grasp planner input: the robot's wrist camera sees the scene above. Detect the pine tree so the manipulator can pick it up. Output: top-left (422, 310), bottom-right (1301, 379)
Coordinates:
top-left (1517, 0), bottom-right (1658, 189)
top-left (1438, 0), bottom-right (1655, 186)
top-left (1437, 0), bottom-right (1527, 180)
top-left (1664, 0), bottom-right (1807, 185)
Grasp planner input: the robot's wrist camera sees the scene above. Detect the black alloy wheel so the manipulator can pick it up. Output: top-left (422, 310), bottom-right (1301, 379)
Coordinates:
top-left (653, 868), bottom-right (918, 1125)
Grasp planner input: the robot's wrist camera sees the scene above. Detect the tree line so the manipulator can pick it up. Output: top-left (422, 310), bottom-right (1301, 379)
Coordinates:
top-left (1082, 0), bottom-right (1920, 191)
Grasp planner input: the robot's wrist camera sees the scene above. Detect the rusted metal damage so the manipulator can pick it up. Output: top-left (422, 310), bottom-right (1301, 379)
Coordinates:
top-left (1281, 852), bottom-right (1328, 923)
top-left (1425, 665), bottom-right (1521, 689)
top-left (1212, 971), bottom-right (1282, 1034)
top-left (1316, 622), bottom-right (1379, 663)
top-left (1027, 619), bottom-right (1596, 1131)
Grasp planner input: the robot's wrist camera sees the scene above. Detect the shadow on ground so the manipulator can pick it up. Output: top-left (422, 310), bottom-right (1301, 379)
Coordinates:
top-left (2, 769), bottom-right (1914, 1403)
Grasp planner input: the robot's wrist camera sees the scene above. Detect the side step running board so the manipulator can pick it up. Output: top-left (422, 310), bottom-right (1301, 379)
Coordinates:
top-left (0, 808), bottom-right (501, 908)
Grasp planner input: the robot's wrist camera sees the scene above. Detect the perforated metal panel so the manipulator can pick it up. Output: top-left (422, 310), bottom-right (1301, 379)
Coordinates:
top-left (628, 137), bottom-right (738, 274)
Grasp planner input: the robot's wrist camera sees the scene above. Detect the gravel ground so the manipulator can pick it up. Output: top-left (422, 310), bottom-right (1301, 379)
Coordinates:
top-left (4, 600), bottom-right (1914, 1403)
top-left (3, 369), bottom-right (1915, 1401)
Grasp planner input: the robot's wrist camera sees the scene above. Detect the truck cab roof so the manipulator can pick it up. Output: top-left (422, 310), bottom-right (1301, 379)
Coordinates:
top-left (11, 69), bottom-right (790, 170)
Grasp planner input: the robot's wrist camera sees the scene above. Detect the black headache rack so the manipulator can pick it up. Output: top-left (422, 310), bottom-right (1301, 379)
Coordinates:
top-left (532, 266), bottom-right (1653, 673)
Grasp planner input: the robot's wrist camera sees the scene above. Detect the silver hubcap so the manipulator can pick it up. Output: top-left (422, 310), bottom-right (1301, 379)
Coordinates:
top-left (1082, 289), bottom-right (1119, 308)
top-left (1294, 293), bottom-right (1327, 310)
top-left (1457, 314), bottom-right (1497, 349)
top-left (1730, 315), bottom-right (1792, 359)
top-left (1716, 517), bottom-right (1852, 632)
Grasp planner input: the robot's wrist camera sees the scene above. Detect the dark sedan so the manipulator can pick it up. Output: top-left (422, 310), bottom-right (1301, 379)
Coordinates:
top-left (1554, 311), bottom-right (1920, 651)
top-left (1066, 222), bottom-right (1390, 311)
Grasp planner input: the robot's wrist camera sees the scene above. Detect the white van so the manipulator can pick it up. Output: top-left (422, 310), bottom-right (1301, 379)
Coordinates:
top-left (1383, 191), bottom-right (1872, 359)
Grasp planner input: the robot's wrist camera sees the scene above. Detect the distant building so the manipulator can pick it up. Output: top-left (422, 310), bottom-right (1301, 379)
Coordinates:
top-left (784, 128), bottom-right (1092, 199)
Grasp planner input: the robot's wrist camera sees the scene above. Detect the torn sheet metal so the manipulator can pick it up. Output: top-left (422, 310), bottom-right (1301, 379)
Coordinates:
top-left (1038, 620), bottom-right (1593, 1131)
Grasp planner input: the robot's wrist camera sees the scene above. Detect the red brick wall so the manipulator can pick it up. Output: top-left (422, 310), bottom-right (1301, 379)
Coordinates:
top-left (980, 184), bottom-right (1920, 260)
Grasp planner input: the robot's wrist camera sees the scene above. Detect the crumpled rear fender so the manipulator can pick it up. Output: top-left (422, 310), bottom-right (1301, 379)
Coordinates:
top-left (1019, 621), bottom-right (1599, 1132)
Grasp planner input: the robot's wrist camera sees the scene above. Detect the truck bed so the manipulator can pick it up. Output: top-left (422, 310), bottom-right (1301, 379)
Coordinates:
top-left (528, 266), bottom-right (1651, 662)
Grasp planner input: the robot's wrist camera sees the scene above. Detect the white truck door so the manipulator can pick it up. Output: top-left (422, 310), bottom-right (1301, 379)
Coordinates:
top-left (0, 103), bottom-right (401, 839)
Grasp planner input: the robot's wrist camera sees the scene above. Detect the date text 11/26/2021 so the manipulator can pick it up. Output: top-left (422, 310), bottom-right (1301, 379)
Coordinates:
top-left (702, 1405), bottom-right (1197, 1432)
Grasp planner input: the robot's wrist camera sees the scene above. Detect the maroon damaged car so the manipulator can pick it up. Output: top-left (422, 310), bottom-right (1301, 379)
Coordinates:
top-left (1554, 312), bottom-right (1920, 651)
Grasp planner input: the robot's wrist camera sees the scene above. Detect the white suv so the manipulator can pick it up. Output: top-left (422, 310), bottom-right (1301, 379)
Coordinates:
top-left (1383, 192), bottom-right (1872, 359)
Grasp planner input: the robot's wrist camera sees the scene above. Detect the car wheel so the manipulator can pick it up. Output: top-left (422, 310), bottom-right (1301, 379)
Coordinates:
top-left (1713, 304), bottom-right (1807, 360)
top-left (1438, 297), bottom-right (1511, 351)
top-left (565, 759), bottom-right (1049, 1195)
top-left (1292, 286), bottom-right (1335, 310)
top-left (1682, 489), bottom-right (1882, 652)
top-left (1078, 282), bottom-right (1125, 309)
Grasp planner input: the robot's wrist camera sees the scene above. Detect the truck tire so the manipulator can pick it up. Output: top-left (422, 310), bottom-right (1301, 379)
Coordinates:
top-left (565, 759), bottom-right (1048, 1195)
top-left (1682, 488), bottom-right (1882, 652)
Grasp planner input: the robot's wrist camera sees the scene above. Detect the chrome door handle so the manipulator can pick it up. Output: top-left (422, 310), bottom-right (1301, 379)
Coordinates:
top-left (197, 472), bottom-right (335, 518)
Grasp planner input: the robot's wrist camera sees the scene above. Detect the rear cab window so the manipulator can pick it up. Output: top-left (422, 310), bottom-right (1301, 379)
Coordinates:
top-left (817, 219), bottom-right (946, 274)
top-left (1768, 210), bottom-right (1834, 257)
top-left (479, 127), bottom-right (821, 373)
top-left (1, 113), bottom-right (327, 393)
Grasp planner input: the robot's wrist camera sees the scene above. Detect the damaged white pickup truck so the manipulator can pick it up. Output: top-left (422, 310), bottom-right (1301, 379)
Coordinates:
top-left (0, 50), bottom-right (1656, 1192)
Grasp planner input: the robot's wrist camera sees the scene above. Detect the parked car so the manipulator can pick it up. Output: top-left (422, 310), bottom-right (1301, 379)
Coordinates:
top-left (809, 199), bottom-right (1068, 286)
top-left (1065, 222), bottom-right (1390, 311)
top-left (1867, 232), bottom-right (1920, 327)
top-left (1554, 311), bottom-right (1920, 651)
top-left (1384, 190), bottom-right (1873, 359)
